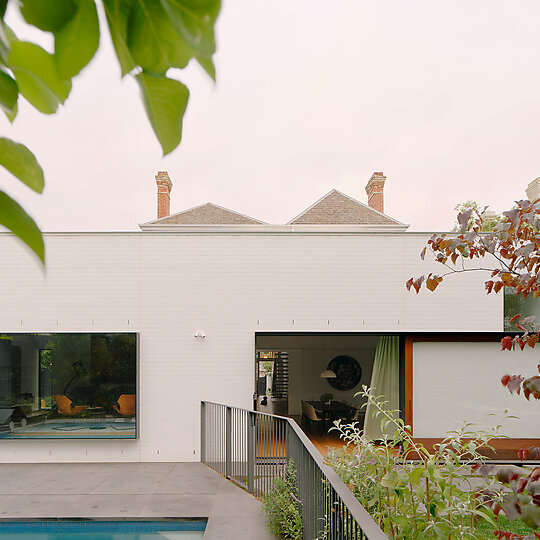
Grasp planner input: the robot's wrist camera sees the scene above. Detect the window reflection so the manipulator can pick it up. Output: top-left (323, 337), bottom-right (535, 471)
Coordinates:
top-left (0, 333), bottom-right (137, 439)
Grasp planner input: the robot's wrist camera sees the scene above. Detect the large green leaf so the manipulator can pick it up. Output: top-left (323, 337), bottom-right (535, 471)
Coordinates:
top-left (196, 55), bottom-right (215, 81)
top-left (136, 72), bottom-right (189, 155)
top-left (0, 22), bottom-right (12, 64)
top-left (102, 0), bottom-right (136, 76)
top-left (8, 41), bottom-right (71, 114)
top-left (160, 0), bottom-right (220, 58)
top-left (0, 68), bottom-right (17, 115)
top-left (0, 190), bottom-right (44, 263)
top-left (127, 0), bottom-right (193, 74)
top-left (55, 0), bottom-right (100, 79)
top-left (4, 100), bottom-right (17, 122)
top-left (19, 0), bottom-right (77, 33)
top-left (0, 138), bottom-right (44, 193)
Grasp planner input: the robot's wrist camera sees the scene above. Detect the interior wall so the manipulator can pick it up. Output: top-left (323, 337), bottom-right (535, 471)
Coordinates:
top-left (257, 334), bottom-right (380, 415)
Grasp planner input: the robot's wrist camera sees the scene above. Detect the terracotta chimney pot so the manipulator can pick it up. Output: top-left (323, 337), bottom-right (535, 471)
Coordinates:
top-left (156, 171), bottom-right (173, 219)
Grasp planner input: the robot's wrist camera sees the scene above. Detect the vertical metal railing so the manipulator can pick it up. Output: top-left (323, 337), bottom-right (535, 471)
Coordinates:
top-left (201, 401), bottom-right (387, 540)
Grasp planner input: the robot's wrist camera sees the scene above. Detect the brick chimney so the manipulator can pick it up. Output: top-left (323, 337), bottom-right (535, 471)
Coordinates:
top-left (365, 171), bottom-right (386, 214)
top-left (526, 177), bottom-right (540, 202)
top-left (155, 171), bottom-right (172, 219)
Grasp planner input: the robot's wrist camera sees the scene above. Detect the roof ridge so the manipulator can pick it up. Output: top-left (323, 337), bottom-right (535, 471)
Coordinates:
top-left (141, 201), bottom-right (267, 226)
top-left (330, 189), bottom-right (405, 225)
top-left (287, 188), bottom-right (405, 226)
top-left (286, 190), bottom-right (337, 224)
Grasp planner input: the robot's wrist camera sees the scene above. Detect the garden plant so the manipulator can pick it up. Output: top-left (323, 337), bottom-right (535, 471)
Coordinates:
top-left (408, 197), bottom-right (540, 533)
top-left (327, 386), bottom-right (516, 539)
top-left (261, 459), bottom-right (303, 540)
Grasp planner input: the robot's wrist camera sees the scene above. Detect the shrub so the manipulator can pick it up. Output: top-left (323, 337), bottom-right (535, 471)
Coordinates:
top-left (261, 459), bottom-right (303, 540)
top-left (328, 386), bottom-right (505, 539)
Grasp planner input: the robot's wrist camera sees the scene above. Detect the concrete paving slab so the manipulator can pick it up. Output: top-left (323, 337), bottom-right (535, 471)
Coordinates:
top-left (203, 516), bottom-right (276, 540)
top-left (139, 494), bottom-right (214, 517)
top-left (0, 462), bottom-right (277, 539)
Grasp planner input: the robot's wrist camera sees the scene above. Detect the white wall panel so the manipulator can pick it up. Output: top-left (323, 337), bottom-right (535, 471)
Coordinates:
top-left (413, 341), bottom-right (540, 438)
top-left (0, 231), bottom-right (504, 462)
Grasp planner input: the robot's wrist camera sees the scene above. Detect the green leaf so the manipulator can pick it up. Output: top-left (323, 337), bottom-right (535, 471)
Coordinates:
top-left (55, 0), bottom-right (100, 79)
top-left (0, 190), bottom-right (44, 263)
top-left (0, 68), bottom-right (18, 115)
top-left (160, 0), bottom-right (220, 57)
top-left (196, 55), bottom-right (215, 81)
top-left (19, 0), bottom-right (77, 33)
top-left (4, 100), bottom-right (17, 122)
top-left (127, 0), bottom-right (193, 74)
top-left (0, 138), bottom-right (44, 192)
top-left (8, 41), bottom-right (71, 114)
top-left (136, 72), bottom-right (189, 155)
top-left (102, 0), bottom-right (135, 76)
top-left (410, 466), bottom-right (424, 485)
top-left (0, 22), bottom-right (12, 64)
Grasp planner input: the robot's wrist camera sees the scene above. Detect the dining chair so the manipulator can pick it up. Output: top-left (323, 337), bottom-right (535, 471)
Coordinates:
top-left (301, 400), bottom-right (324, 434)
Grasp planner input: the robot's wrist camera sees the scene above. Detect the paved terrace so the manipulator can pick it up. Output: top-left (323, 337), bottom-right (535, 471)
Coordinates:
top-left (0, 462), bottom-right (276, 540)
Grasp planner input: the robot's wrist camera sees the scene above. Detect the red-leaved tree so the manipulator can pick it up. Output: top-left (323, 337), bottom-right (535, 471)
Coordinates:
top-left (408, 198), bottom-right (540, 530)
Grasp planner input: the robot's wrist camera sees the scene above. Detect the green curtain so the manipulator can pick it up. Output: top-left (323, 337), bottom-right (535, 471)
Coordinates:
top-left (364, 336), bottom-right (400, 441)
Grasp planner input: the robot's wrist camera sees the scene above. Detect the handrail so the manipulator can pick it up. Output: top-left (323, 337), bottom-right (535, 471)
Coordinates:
top-left (201, 401), bottom-right (388, 540)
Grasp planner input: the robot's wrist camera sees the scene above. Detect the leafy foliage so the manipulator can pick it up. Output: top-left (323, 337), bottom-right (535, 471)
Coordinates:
top-left (261, 460), bottom-right (303, 540)
top-left (408, 196), bottom-right (540, 528)
top-left (0, 0), bottom-right (220, 262)
top-left (452, 201), bottom-right (503, 232)
top-left (328, 386), bottom-right (507, 539)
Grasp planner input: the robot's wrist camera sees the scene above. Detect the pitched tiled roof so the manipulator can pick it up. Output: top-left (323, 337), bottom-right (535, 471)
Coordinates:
top-left (145, 202), bottom-right (266, 225)
top-left (287, 190), bottom-right (404, 225)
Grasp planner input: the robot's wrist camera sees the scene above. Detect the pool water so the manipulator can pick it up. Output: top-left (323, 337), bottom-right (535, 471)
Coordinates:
top-left (0, 521), bottom-right (205, 540)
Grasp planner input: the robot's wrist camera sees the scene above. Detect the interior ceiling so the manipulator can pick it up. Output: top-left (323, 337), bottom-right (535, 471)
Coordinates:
top-left (256, 334), bottom-right (382, 350)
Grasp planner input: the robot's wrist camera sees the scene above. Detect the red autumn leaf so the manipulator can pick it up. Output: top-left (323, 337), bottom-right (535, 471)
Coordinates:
top-left (485, 280), bottom-right (494, 293)
top-left (494, 281), bottom-right (504, 293)
top-left (503, 374), bottom-right (524, 394)
top-left (501, 336), bottom-right (513, 351)
top-left (531, 466), bottom-right (540, 480)
top-left (510, 313), bottom-right (521, 323)
top-left (516, 477), bottom-right (529, 493)
top-left (420, 247), bottom-right (426, 260)
top-left (405, 278), bottom-right (414, 291)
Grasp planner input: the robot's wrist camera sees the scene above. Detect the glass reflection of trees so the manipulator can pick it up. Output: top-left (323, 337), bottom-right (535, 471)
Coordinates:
top-left (43, 333), bottom-right (136, 409)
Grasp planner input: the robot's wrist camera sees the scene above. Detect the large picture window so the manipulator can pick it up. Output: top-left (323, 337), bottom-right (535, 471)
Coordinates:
top-left (0, 333), bottom-right (137, 439)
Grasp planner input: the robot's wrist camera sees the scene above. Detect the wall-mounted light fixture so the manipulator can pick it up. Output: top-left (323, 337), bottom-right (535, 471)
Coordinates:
top-left (320, 369), bottom-right (336, 378)
top-left (194, 330), bottom-right (206, 338)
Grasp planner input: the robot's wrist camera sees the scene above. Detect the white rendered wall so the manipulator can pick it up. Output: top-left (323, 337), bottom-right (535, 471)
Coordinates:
top-left (413, 341), bottom-right (540, 438)
top-left (0, 231), bottom-right (503, 462)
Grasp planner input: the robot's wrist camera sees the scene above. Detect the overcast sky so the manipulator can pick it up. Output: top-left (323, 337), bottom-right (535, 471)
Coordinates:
top-left (2, 0), bottom-right (540, 232)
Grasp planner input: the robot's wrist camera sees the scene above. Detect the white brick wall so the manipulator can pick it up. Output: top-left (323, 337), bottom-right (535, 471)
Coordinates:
top-left (0, 230), bottom-right (503, 462)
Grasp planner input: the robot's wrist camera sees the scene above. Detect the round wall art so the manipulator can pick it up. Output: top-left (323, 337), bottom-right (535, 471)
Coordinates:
top-left (327, 355), bottom-right (362, 391)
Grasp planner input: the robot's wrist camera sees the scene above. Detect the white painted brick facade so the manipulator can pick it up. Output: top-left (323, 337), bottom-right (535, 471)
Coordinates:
top-left (0, 230), bottom-right (502, 462)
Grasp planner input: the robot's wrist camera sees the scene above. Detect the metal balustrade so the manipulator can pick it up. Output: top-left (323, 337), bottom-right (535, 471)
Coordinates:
top-left (201, 401), bottom-right (388, 540)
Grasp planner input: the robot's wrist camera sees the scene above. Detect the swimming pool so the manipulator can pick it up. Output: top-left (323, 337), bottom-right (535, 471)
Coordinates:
top-left (0, 520), bottom-right (206, 540)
